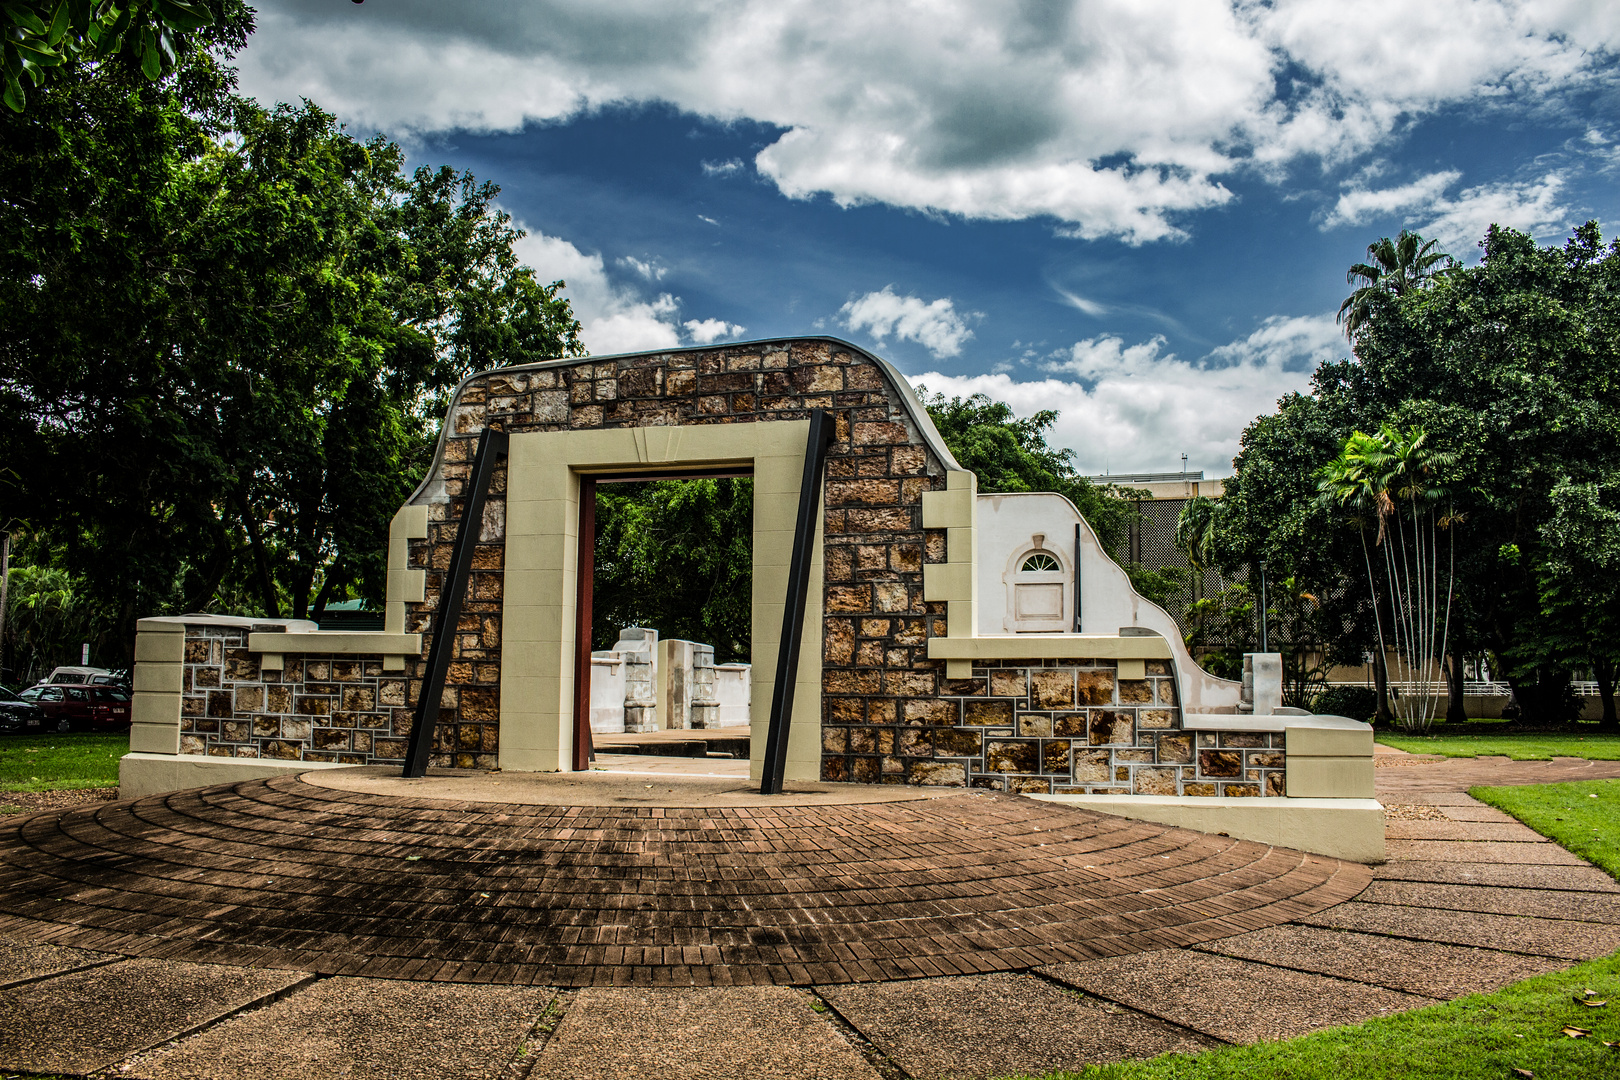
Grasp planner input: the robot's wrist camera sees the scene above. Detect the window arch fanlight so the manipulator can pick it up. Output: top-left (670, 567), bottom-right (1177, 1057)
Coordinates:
top-left (1004, 533), bottom-right (1071, 633)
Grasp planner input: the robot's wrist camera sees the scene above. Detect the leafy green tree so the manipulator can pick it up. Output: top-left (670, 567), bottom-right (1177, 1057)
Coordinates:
top-left (3, 0), bottom-right (238, 112)
top-left (1337, 229), bottom-right (1454, 340)
top-left (592, 479), bottom-right (753, 663)
top-left (1213, 222), bottom-right (1620, 726)
top-left (0, 27), bottom-right (583, 650)
top-left (1319, 425), bottom-right (1458, 733)
top-left (1536, 477), bottom-right (1620, 729)
top-left (920, 391), bottom-right (1138, 554)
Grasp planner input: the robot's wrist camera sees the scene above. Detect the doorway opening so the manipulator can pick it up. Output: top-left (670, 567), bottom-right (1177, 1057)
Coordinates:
top-left (573, 468), bottom-right (754, 773)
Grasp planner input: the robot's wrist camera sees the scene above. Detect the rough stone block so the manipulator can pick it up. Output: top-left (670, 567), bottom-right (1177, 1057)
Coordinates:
top-left (987, 740), bottom-right (1039, 773)
top-left (1031, 670), bottom-right (1076, 709)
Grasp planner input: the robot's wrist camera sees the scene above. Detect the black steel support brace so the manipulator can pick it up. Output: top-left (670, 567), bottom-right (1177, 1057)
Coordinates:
top-left (403, 427), bottom-right (509, 778)
top-left (760, 409), bottom-right (836, 795)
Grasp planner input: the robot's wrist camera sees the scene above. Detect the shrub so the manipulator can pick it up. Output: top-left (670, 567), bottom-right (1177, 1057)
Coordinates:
top-left (1312, 685), bottom-right (1380, 722)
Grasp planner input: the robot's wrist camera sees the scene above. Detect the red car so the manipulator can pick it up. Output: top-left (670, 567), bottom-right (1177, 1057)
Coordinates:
top-left (17, 684), bottom-right (132, 733)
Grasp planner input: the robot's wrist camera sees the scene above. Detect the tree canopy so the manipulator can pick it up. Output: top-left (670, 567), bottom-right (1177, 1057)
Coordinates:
top-left (1200, 222), bottom-right (1620, 726)
top-left (0, 23), bottom-right (583, 673)
top-left (920, 391), bottom-right (1139, 554)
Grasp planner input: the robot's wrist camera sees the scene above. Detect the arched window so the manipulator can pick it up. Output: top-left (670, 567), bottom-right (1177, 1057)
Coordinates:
top-left (1004, 539), bottom-right (1070, 632)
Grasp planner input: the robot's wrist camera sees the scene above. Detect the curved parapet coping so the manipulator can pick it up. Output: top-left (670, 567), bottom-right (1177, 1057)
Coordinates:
top-left (403, 335), bottom-right (967, 509)
top-left (965, 490), bottom-right (1243, 712)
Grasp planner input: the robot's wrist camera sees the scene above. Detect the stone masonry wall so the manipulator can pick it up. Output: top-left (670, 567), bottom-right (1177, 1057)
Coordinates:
top-left (178, 625), bottom-right (414, 764)
top-left (176, 339), bottom-right (1283, 792)
top-left (822, 657), bottom-right (1284, 796)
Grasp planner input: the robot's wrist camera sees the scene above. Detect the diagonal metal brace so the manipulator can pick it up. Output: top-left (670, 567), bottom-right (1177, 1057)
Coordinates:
top-left (760, 409), bottom-right (836, 795)
top-left (403, 427), bottom-right (509, 778)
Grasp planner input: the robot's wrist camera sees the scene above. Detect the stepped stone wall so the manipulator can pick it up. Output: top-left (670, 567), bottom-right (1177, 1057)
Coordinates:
top-left (165, 340), bottom-right (1283, 794)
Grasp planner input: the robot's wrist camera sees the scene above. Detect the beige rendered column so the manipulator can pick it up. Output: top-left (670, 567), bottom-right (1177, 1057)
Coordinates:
top-left (129, 618), bottom-right (184, 754)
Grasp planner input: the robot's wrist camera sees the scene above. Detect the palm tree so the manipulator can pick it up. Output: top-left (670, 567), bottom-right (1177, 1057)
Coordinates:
top-left (1319, 425), bottom-right (1457, 732)
top-left (1337, 230), bottom-right (1454, 341)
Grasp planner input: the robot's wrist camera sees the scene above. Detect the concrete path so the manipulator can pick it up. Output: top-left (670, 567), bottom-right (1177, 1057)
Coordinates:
top-left (0, 753), bottom-right (1614, 1079)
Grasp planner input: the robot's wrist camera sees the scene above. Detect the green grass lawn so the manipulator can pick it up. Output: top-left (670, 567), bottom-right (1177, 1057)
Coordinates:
top-left (1470, 777), bottom-right (1620, 880)
top-left (1378, 732), bottom-right (1620, 759)
top-left (0, 733), bottom-right (126, 792)
top-left (1005, 953), bottom-right (1620, 1079)
top-left (1010, 774), bottom-right (1620, 1080)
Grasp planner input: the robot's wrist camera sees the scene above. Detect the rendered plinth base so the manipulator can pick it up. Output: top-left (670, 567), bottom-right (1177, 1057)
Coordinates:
top-left (1029, 794), bottom-right (1386, 864)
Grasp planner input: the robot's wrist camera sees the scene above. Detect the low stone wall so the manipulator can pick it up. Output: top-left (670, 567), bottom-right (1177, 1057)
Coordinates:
top-left (822, 656), bottom-right (1284, 796)
top-left (176, 623), bottom-right (430, 766)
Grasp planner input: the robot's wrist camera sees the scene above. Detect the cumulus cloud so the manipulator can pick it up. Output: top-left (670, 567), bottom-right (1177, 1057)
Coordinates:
top-left (514, 229), bottom-right (738, 354)
top-left (840, 288), bottom-right (978, 359)
top-left (701, 158), bottom-right (747, 177)
top-left (915, 315), bottom-right (1341, 475)
top-left (1323, 169), bottom-right (1571, 252)
top-left (1416, 173), bottom-right (1572, 253)
top-left (683, 318), bottom-right (747, 345)
top-left (617, 256), bottom-right (667, 281)
top-left (236, 1), bottom-right (1620, 244)
top-left (1323, 171), bottom-right (1461, 229)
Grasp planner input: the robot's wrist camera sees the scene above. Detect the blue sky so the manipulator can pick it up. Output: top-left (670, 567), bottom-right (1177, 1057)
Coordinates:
top-left (236, 1), bottom-right (1619, 474)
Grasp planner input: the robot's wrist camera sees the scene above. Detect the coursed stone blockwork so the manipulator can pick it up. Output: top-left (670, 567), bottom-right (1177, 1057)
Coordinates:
top-left (178, 625), bottom-right (422, 765)
top-left (823, 656), bottom-right (1285, 796)
top-left (172, 340), bottom-right (1285, 791)
top-left (406, 341), bottom-right (955, 771)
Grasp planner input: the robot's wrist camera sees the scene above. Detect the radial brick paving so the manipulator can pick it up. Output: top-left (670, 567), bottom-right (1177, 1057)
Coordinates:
top-left (0, 774), bottom-right (1367, 987)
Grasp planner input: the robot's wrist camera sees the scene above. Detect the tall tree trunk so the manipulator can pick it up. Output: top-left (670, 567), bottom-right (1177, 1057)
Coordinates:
top-left (1446, 651), bottom-right (1468, 724)
top-left (232, 490), bottom-right (280, 618)
top-left (1373, 648), bottom-right (1393, 725)
top-left (1595, 661), bottom-right (1617, 731)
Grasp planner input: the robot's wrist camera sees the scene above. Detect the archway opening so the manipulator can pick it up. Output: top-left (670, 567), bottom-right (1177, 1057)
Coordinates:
top-left (573, 468), bottom-right (754, 773)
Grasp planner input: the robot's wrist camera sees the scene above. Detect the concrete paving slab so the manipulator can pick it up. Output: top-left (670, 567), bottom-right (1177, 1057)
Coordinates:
top-left (0, 958), bottom-right (306, 1075)
top-left (1373, 860), bottom-right (1620, 892)
top-left (1378, 791), bottom-right (1477, 805)
top-left (528, 987), bottom-right (878, 1080)
top-left (819, 972), bottom-right (1215, 1080)
top-left (132, 976), bottom-right (553, 1080)
top-left (1439, 805), bottom-right (1520, 823)
top-left (1044, 950), bottom-right (1430, 1044)
top-left (1383, 820), bottom-right (1548, 842)
top-left (1298, 900), bottom-right (1620, 959)
top-left (1355, 881), bottom-right (1620, 924)
top-left (1194, 924), bottom-right (1565, 999)
top-left (1385, 839), bottom-right (1587, 864)
top-left (0, 935), bottom-right (116, 988)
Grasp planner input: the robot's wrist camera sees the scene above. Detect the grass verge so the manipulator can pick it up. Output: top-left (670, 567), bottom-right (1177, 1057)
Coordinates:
top-left (1470, 777), bottom-right (1620, 880)
top-left (1377, 733), bottom-right (1620, 759)
top-left (1005, 954), bottom-right (1620, 1080)
top-left (0, 733), bottom-right (126, 792)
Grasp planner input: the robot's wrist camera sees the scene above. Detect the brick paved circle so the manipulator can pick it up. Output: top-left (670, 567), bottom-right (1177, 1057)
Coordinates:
top-left (0, 776), bottom-right (1369, 986)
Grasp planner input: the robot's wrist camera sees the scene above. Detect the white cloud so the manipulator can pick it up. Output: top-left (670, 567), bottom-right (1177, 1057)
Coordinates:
top-left (840, 287), bottom-right (977, 359)
top-left (618, 256), bottom-right (667, 281)
top-left (1323, 171), bottom-right (1461, 229)
top-left (683, 318), bottom-right (747, 345)
top-left (1322, 169), bottom-right (1571, 253)
top-left (915, 315), bottom-right (1340, 474)
top-left (1416, 173), bottom-right (1572, 253)
top-left (236, 1), bottom-right (1620, 244)
top-left (701, 158), bottom-right (747, 177)
top-left (514, 228), bottom-right (739, 355)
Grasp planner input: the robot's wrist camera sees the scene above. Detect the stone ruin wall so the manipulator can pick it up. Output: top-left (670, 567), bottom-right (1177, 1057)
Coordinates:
top-left (173, 340), bottom-right (1285, 794)
top-left (175, 624), bottom-right (412, 765)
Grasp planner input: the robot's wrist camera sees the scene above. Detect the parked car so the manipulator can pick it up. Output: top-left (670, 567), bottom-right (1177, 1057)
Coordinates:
top-left (17, 684), bottom-right (131, 733)
top-left (0, 686), bottom-right (46, 735)
top-left (39, 666), bottom-right (114, 685)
